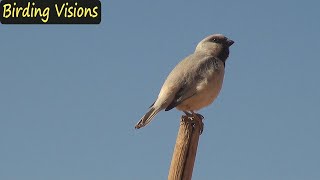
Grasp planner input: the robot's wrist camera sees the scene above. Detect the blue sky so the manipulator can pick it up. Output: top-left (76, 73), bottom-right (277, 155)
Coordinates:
top-left (1, 0), bottom-right (320, 179)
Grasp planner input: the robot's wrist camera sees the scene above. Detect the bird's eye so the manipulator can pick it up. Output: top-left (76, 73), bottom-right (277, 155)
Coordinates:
top-left (212, 38), bottom-right (217, 42)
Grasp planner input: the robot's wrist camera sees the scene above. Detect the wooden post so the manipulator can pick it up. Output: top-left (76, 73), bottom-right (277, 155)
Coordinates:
top-left (168, 115), bottom-right (202, 180)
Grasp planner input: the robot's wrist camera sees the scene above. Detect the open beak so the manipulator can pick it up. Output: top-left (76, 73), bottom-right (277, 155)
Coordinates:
top-left (226, 39), bottom-right (234, 47)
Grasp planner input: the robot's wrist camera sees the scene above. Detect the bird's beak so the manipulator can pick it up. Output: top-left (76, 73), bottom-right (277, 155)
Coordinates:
top-left (226, 39), bottom-right (234, 47)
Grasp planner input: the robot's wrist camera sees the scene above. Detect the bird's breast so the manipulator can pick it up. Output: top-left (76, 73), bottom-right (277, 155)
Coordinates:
top-left (176, 61), bottom-right (225, 111)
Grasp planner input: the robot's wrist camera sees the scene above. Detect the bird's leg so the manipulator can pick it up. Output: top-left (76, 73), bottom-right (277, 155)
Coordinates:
top-left (182, 111), bottom-right (189, 118)
top-left (183, 111), bottom-right (192, 116)
top-left (191, 111), bottom-right (204, 134)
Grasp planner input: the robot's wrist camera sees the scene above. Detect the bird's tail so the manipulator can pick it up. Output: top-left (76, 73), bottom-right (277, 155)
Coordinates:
top-left (135, 106), bottom-right (161, 129)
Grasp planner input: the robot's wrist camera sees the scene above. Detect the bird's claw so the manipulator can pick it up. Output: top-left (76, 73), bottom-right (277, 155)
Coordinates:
top-left (193, 113), bottom-right (204, 134)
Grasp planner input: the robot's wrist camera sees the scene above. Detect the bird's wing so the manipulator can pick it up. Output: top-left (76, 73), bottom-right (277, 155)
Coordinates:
top-left (164, 55), bottom-right (220, 111)
top-left (165, 84), bottom-right (197, 111)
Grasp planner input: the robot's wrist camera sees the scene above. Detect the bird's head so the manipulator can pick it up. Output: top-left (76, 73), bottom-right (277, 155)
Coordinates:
top-left (195, 34), bottom-right (234, 62)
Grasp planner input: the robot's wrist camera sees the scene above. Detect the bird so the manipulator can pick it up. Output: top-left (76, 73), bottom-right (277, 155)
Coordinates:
top-left (135, 34), bottom-right (234, 132)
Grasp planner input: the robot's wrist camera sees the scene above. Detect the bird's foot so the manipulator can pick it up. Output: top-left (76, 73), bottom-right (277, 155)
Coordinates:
top-left (182, 112), bottom-right (204, 134)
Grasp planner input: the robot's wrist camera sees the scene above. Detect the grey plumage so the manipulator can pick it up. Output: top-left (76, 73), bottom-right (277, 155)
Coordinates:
top-left (135, 34), bottom-right (234, 129)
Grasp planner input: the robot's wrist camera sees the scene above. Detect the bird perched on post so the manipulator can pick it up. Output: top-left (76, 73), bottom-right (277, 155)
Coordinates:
top-left (135, 34), bottom-right (234, 132)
